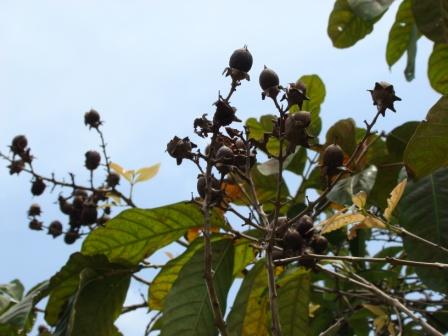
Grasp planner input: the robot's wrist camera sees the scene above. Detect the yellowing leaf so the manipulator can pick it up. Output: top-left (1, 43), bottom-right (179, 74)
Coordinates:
top-left (352, 191), bottom-right (367, 209)
top-left (110, 162), bottom-right (134, 182)
top-left (363, 304), bottom-right (386, 317)
top-left (348, 215), bottom-right (386, 240)
top-left (321, 213), bottom-right (365, 234)
top-left (308, 303), bottom-right (320, 318)
top-left (384, 179), bottom-right (407, 222)
top-left (186, 227), bottom-right (200, 242)
top-left (135, 163), bottom-right (160, 183)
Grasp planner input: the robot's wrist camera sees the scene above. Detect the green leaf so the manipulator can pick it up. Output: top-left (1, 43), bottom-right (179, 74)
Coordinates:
top-left (148, 236), bottom-right (221, 310)
top-left (386, 0), bottom-right (415, 66)
top-left (227, 261), bottom-right (269, 336)
top-left (327, 0), bottom-right (378, 48)
top-left (68, 268), bottom-right (130, 336)
top-left (404, 24), bottom-right (419, 81)
top-left (348, 0), bottom-right (393, 20)
top-left (233, 241), bottom-right (255, 277)
top-left (0, 280), bottom-right (24, 315)
top-left (0, 281), bottom-right (48, 333)
top-left (251, 166), bottom-right (290, 212)
top-left (411, 0), bottom-right (448, 44)
top-left (257, 147), bottom-right (307, 176)
top-left (45, 253), bottom-right (133, 326)
top-left (161, 239), bottom-right (234, 336)
top-left (428, 43), bottom-right (448, 95)
top-left (294, 74), bottom-right (326, 136)
top-left (397, 168), bottom-right (448, 293)
top-left (82, 202), bottom-right (225, 265)
top-left (404, 96), bottom-right (448, 179)
top-left (277, 268), bottom-right (311, 336)
top-left (386, 121), bottom-right (420, 160)
top-left (327, 165), bottom-right (378, 206)
top-left (325, 118), bottom-right (357, 155)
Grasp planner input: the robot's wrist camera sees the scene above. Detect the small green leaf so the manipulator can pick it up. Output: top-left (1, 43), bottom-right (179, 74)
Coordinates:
top-left (328, 0), bottom-right (378, 48)
top-left (227, 261), bottom-right (269, 336)
top-left (325, 118), bottom-right (357, 155)
top-left (233, 241), bottom-right (255, 277)
top-left (82, 202), bottom-right (225, 265)
top-left (161, 239), bottom-right (234, 336)
top-left (411, 0), bottom-right (448, 44)
top-left (428, 43), bottom-right (448, 95)
top-left (135, 163), bottom-right (160, 183)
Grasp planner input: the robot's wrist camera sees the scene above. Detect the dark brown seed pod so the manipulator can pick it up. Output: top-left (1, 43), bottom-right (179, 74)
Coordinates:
top-left (197, 175), bottom-right (222, 203)
top-left (31, 177), bottom-right (46, 196)
top-left (73, 196), bottom-right (84, 209)
top-left (310, 235), bottom-right (329, 254)
top-left (64, 230), bottom-right (80, 245)
top-left (85, 150), bottom-right (101, 170)
top-left (298, 255), bottom-right (317, 269)
top-left (11, 135), bottom-right (28, 154)
top-left (259, 66), bottom-right (280, 100)
top-left (282, 81), bottom-right (309, 109)
top-left (59, 196), bottom-right (74, 215)
top-left (166, 136), bottom-right (197, 165)
top-left (81, 202), bottom-right (98, 225)
top-left (84, 109), bottom-right (101, 128)
top-left (283, 228), bottom-right (304, 252)
top-left (29, 219), bottom-right (43, 231)
top-left (28, 204), bottom-right (42, 217)
top-left (274, 216), bottom-right (289, 239)
top-left (8, 160), bottom-right (25, 175)
top-left (106, 172), bottom-right (120, 188)
top-left (215, 145), bottom-right (234, 164)
top-left (322, 144), bottom-right (344, 169)
top-left (48, 221), bottom-right (63, 238)
top-left (213, 99), bottom-right (240, 127)
top-left (229, 46), bottom-right (253, 73)
top-left (368, 81), bottom-right (401, 116)
top-left (294, 215), bottom-right (314, 240)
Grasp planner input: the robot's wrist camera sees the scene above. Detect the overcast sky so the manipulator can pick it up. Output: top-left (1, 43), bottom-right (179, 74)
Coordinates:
top-left (0, 0), bottom-right (439, 334)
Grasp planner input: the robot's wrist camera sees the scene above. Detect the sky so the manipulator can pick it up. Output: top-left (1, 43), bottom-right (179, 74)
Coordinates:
top-left (0, 0), bottom-right (440, 335)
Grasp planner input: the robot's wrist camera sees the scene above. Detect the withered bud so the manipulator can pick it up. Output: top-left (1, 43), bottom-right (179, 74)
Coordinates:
top-left (368, 82), bottom-right (401, 116)
top-left (31, 177), bottom-right (46, 196)
top-left (64, 230), bottom-right (80, 245)
top-left (281, 81), bottom-right (309, 109)
top-left (10, 135), bottom-right (28, 155)
top-left (81, 202), bottom-right (98, 225)
top-left (48, 221), bottom-right (63, 238)
top-left (28, 204), bottom-right (42, 217)
top-left (193, 114), bottom-right (213, 138)
top-left (85, 151), bottom-right (101, 170)
top-left (8, 160), bottom-right (25, 175)
top-left (166, 136), bottom-right (197, 165)
top-left (29, 219), bottom-right (43, 231)
top-left (84, 109), bottom-right (102, 128)
top-left (213, 99), bottom-right (240, 127)
top-left (106, 172), bottom-right (120, 188)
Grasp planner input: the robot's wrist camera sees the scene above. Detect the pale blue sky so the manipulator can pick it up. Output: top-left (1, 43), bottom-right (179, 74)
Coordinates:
top-left (0, 0), bottom-right (439, 334)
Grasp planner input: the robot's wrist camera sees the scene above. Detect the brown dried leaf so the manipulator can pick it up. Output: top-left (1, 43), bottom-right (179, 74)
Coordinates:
top-left (384, 179), bottom-right (407, 222)
top-left (321, 213), bottom-right (365, 234)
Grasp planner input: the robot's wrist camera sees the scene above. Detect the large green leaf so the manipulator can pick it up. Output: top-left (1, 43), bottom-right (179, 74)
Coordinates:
top-left (404, 96), bottom-right (448, 179)
top-left (347, 0), bottom-right (393, 20)
top-left (149, 236), bottom-right (222, 310)
top-left (0, 281), bottom-right (48, 334)
top-left (277, 268), bottom-right (311, 336)
top-left (161, 238), bottom-right (234, 336)
top-left (252, 166), bottom-right (290, 211)
top-left (82, 202), bottom-right (225, 265)
top-left (328, 0), bottom-right (378, 48)
top-left (45, 253), bottom-right (134, 326)
top-left (428, 43), bottom-right (448, 95)
top-left (411, 0), bottom-right (448, 44)
top-left (295, 74), bottom-right (326, 136)
top-left (227, 261), bottom-right (269, 336)
top-left (327, 165), bottom-right (378, 206)
top-left (386, 121), bottom-right (420, 160)
top-left (0, 280), bottom-right (24, 315)
top-left (325, 118), bottom-right (357, 155)
top-left (397, 168), bottom-right (448, 293)
top-left (67, 268), bottom-right (130, 336)
top-left (386, 0), bottom-right (415, 66)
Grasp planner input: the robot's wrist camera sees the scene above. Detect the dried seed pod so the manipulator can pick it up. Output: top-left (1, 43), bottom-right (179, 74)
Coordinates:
top-left (81, 202), bottom-right (98, 225)
top-left (368, 81), bottom-right (401, 116)
top-left (8, 160), bottom-right (25, 175)
top-left (283, 228), bottom-right (304, 252)
top-left (29, 219), bottom-right (43, 231)
top-left (310, 235), bottom-right (328, 254)
top-left (285, 112), bottom-right (311, 143)
top-left (64, 230), bottom-right (80, 245)
top-left (213, 99), bottom-right (240, 127)
top-left (259, 66), bottom-right (280, 100)
top-left (84, 109), bottom-right (101, 128)
top-left (166, 136), bottom-right (197, 165)
top-left (294, 215), bottom-right (314, 240)
top-left (31, 177), bottom-right (46, 196)
top-left (28, 204), bottom-right (42, 217)
top-left (48, 221), bottom-right (63, 238)
top-left (229, 46), bottom-right (253, 73)
top-left (11, 135), bottom-right (28, 155)
top-left (197, 174), bottom-right (222, 203)
top-left (85, 151), bottom-right (101, 170)
top-left (106, 172), bottom-right (120, 188)
top-left (322, 144), bottom-right (344, 169)
top-left (274, 216), bottom-right (289, 239)
top-left (282, 81), bottom-right (309, 109)
top-left (58, 196), bottom-right (74, 215)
